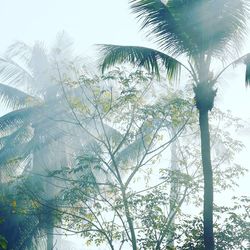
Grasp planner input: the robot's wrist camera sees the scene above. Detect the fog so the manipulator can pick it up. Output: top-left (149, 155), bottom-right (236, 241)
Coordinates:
top-left (0, 1), bottom-right (250, 249)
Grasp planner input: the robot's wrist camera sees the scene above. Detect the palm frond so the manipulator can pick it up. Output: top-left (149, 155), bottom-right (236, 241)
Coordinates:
top-left (0, 126), bottom-right (33, 169)
top-left (130, 0), bottom-right (249, 57)
top-left (203, 0), bottom-right (249, 58)
top-left (115, 138), bottom-right (145, 165)
top-left (99, 44), bottom-right (182, 79)
top-left (0, 143), bottom-right (32, 181)
top-left (115, 120), bottom-right (160, 166)
top-left (4, 41), bottom-right (32, 65)
top-left (0, 125), bottom-right (33, 148)
top-left (237, 53), bottom-right (250, 87)
top-left (216, 53), bottom-right (250, 86)
top-left (245, 55), bottom-right (250, 87)
top-left (0, 57), bottom-right (33, 86)
top-left (0, 83), bottom-right (40, 109)
top-left (0, 143), bottom-right (28, 167)
top-left (17, 227), bottom-right (43, 250)
top-left (16, 217), bottom-right (46, 250)
top-left (50, 31), bottom-right (74, 62)
top-left (0, 121), bottom-right (68, 176)
top-left (130, 0), bottom-right (191, 55)
top-left (0, 107), bottom-right (36, 134)
top-left (0, 184), bottom-right (46, 250)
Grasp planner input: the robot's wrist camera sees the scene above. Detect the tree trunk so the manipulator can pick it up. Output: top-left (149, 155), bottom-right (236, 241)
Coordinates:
top-left (45, 201), bottom-right (54, 250)
top-left (46, 224), bottom-right (54, 250)
top-left (121, 189), bottom-right (137, 250)
top-left (199, 109), bottom-right (214, 250)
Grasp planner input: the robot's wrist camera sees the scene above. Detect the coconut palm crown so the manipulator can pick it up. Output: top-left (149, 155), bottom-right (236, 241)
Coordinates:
top-left (99, 1), bottom-right (250, 249)
top-left (0, 33), bottom-right (86, 250)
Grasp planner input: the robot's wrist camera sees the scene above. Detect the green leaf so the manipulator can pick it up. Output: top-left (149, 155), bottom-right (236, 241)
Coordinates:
top-left (0, 235), bottom-right (7, 250)
top-left (0, 83), bottom-right (39, 109)
top-left (130, 0), bottom-right (249, 57)
top-left (99, 44), bottom-right (181, 80)
top-left (0, 107), bottom-right (35, 133)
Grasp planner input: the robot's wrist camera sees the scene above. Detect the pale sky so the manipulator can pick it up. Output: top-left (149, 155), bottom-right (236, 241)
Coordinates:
top-left (0, 0), bottom-right (152, 54)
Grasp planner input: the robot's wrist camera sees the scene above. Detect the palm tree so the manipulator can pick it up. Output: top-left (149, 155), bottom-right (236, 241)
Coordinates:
top-left (99, 1), bottom-right (250, 249)
top-left (0, 181), bottom-right (48, 250)
top-left (0, 33), bottom-right (86, 249)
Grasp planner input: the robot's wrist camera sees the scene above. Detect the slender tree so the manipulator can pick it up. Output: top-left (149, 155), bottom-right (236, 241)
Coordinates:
top-left (99, 1), bottom-right (250, 249)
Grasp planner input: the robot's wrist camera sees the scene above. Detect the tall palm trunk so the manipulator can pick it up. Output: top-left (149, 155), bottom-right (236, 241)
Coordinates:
top-left (199, 109), bottom-right (214, 250)
top-left (44, 200), bottom-right (55, 250)
top-left (194, 81), bottom-right (216, 250)
top-left (46, 224), bottom-right (54, 250)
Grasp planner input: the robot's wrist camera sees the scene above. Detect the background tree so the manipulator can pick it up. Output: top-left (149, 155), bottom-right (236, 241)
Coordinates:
top-left (0, 32), bottom-right (87, 249)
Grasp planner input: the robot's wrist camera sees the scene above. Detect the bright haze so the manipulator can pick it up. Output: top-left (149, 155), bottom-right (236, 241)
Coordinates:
top-left (1, 0), bottom-right (250, 249)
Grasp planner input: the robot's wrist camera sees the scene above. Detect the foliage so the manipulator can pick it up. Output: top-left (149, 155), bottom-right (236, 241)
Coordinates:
top-left (45, 68), bottom-right (191, 249)
top-left (0, 55), bottom-right (248, 249)
top-left (46, 70), bottom-right (247, 249)
top-left (176, 196), bottom-right (250, 250)
top-left (0, 33), bottom-right (87, 249)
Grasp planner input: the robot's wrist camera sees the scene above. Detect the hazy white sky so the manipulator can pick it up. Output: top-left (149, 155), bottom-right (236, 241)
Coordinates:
top-left (0, 0), bottom-right (152, 54)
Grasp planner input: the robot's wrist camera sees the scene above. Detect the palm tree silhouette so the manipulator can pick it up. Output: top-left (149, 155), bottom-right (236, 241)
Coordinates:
top-left (0, 32), bottom-right (86, 249)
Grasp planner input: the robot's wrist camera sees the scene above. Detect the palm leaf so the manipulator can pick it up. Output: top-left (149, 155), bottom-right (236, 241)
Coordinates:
top-left (115, 138), bottom-right (145, 165)
top-left (4, 41), bottom-right (32, 65)
top-left (100, 44), bottom-right (182, 79)
top-left (0, 83), bottom-right (39, 109)
top-left (217, 53), bottom-right (250, 87)
top-left (0, 124), bottom-right (68, 176)
top-left (115, 119), bottom-right (160, 165)
top-left (0, 126), bottom-right (33, 169)
top-left (130, 0), bottom-right (249, 57)
top-left (0, 125), bottom-right (32, 147)
top-left (0, 143), bottom-right (28, 167)
top-left (0, 183), bottom-right (46, 250)
top-left (17, 219), bottom-right (46, 250)
top-left (130, 0), bottom-right (191, 55)
top-left (0, 41), bottom-right (52, 94)
top-left (245, 55), bottom-right (250, 87)
top-left (0, 107), bottom-right (37, 134)
top-left (234, 53), bottom-right (250, 87)
top-left (29, 43), bottom-right (50, 87)
top-left (0, 57), bottom-right (33, 86)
